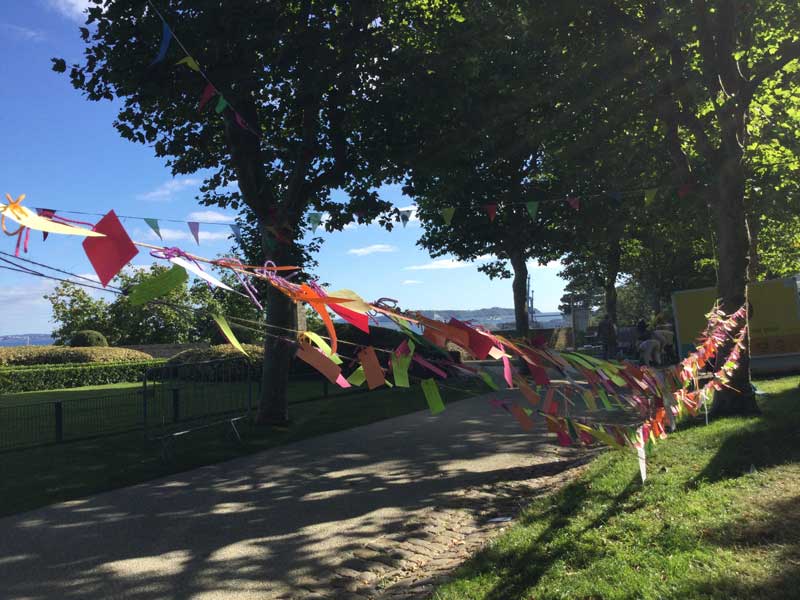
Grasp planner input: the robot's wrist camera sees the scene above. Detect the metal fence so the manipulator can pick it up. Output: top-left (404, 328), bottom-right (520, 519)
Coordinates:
top-left (0, 357), bottom-right (347, 452)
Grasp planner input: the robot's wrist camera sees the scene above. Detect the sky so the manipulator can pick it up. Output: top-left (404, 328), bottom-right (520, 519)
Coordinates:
top-left (0, 0), bottom-right (566, 336)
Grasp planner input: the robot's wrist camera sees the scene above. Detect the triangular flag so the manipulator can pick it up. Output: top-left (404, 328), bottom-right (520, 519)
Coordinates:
top-left (483, 204), bottom-right (497, 222)
top-left (399, 209), bottom-right (412, 227)
top-left (150, 20), bottom-right (172, 65)
top-left (198, 83), bottom-right (217, 111)
top-left (308, 212), bottom-right (322, 233)
top-left (440, 206), bottom-right (455, 225)
top-left (187, 221), bottom-right (200, 245)
top-left (678, 183), bottom-right (692, 199)
top-left (144, 218), bottom-right (162, 240)
top-left (567, 197), bottom-right (580, 211)
top-left (525, 201), bottom-right (539, 220)
top-left (35, 208), bottom-right (56, 241)
top-left (175, 56), bottom-right (200, 72)
top-left (644, 188), bottom-right (658, 205)
top-left (230, 223), bottom-right (243, 245)
top-left (234, 111), bottom-right (250, 131)
top-left (215, 95), bottom-right (229, 114)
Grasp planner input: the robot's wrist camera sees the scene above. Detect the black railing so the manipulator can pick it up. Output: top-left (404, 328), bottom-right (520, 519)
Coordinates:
top-left (0, 357), bottom-right (360, 452)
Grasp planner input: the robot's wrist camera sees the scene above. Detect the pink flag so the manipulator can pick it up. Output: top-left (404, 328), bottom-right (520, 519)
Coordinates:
top-left (187, 221), bottom-right (200, 245)
top-left (198, 83), bottom-right (217, 111)
top-left (567, 197), bottom-right (580, 211)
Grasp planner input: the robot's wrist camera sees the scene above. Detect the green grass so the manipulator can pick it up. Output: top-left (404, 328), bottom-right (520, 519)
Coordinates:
top-left (0, 378), bottom-right (480, 517)
top-left (433, 376), bottom-right (800, 600)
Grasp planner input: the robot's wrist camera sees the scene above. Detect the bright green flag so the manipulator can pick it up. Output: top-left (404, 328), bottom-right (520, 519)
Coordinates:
top-left (440, 207), bottom-right (456, 225)
top-left (421, 378), bottom-right (445, 415)
top-left (212, 314), bottom-right (249, 356)
top-left (128, 265), bottom-right (187, 306)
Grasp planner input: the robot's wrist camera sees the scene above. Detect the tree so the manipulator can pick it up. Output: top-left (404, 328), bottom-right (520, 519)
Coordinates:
top-left (394, 1), bottom-right (568, 334)
top-left (557, 0), bottom-right (800, 414)
top-left (44, 282), bottom-right (110, 345)
top-left (55, 1), bottom-right (452, 423)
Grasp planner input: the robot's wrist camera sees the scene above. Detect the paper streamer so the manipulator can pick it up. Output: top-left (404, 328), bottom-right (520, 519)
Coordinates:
top-left (128, 264), bottom-right (187, 306)
top-left (421, 378), bottom-right (445, 415)
top-left (510, 404), bottom-right (535, 431)
top-left (391, 342), bottom-right (414, 388)
top-left (211, 314), bottom-right (248, 356)
top-left (3, 195), bottom-right (104, 238)
top-left (358, 346), bottom-right (385, 390)
top-left (169, 256), bottom-right (233, 291)
top-left (295, 342), bottom-right (341, 384)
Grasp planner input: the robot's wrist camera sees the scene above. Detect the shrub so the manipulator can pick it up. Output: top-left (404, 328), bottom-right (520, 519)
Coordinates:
top-left (69, 330), bottom-right (108, 347)
top-left (0, 346), bottom-right (152, 366)
top-left (165, 344), bottom-right (263, 381)
top-left (0, 360), bottom-right (164, 393)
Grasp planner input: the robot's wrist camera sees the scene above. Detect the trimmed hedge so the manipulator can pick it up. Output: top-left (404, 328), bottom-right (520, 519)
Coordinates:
top-left (0, 360), bottom-right (165, 393)
top-left (69, 330), bottom-right (108, 347)
top-left (165, 344), bottom-right (263, 382)
top-left (0, 346), bottom-right (153, 367)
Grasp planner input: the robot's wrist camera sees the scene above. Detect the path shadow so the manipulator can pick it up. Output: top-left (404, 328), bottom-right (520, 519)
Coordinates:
top-left (0, 393), bottom-right (589, 600)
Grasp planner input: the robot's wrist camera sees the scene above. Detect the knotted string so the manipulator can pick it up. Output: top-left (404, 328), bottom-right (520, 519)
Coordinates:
top-left (3, 194), bottom-right (30, 256)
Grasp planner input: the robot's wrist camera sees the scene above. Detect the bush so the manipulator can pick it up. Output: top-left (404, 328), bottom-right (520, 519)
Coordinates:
top-left (0, 346), bottom-right (152, 366)
top-left (165, 344), bottom-right (263, 381)
top-left (0, 360), bottom-right (164, 393)
top-left (69, 330), bottom-right (108, 347)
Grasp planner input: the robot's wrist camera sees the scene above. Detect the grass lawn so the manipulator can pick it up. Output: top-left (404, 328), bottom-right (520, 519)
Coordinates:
top-left (433, 375), bottom-right (800, 600)
top-left (0, 378), bottom-right (480, 517)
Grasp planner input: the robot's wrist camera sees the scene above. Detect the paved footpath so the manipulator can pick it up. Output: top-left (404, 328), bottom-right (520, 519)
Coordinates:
top-left (0, 393), bottom-right (589, 600)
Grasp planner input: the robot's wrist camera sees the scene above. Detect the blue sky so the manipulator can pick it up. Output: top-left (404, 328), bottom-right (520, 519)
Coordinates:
top-left (0, 0), bottom-right (566, 336)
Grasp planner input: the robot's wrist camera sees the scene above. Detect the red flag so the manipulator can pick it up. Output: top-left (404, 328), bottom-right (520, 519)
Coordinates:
top-left (82, 210), bottom-right (139, 287)
top-left (483, 204), bottom-right (497, 222)
top-left (198, 83), bottom-right (217, 111)
top-left (678, 183), bottom-right (692, 199)
top-left (567, 197), bottom-right (580, 211)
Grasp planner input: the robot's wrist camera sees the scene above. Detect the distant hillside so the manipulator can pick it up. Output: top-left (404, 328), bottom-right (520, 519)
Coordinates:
top-left (0, 334), bottom-right (54, 347)
top-left (365, 307), bottom-right (565, 331)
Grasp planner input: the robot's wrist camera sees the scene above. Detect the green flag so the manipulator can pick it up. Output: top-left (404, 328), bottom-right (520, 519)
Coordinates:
top-left (144, 218), bottom-right (162, 240)
top-left (526, 201), bottom-right (539, 220)
top-left (212, 314), bottom-right (249, 356)
top-left (215, 95), bottom-right (229, 114)
top-left (440, 206), bottom-right (456, 225)
top-left (644, 188), bottom-right (658, 205)
top-left (128, 265), bottom-right (187, 306)
top-left (421, 378), bottom-right (445, 415)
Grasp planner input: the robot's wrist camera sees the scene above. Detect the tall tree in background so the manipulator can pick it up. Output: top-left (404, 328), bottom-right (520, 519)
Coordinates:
top-left (395, 2), bottom-right (567, 334)
top-left (55, 0), bottom-right (449, 424)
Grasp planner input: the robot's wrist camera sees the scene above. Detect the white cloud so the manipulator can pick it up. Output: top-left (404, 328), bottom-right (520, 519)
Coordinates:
top-left (47, 0), bottom-right (92, 21)
top-left (137, 227), bottom-right (231, 243)
top-left (402, 280), bottom-right (422, 285)
top-left (404, 256), bottom-right (492, 271)
top-left (186, 210), bottom-right (235, 224)
top-left (0, 23), bottom-right (46, 41)
top-left (347, 244), bottom-right (397, 257)
top-left (137, 178), bottom-right (202, 201)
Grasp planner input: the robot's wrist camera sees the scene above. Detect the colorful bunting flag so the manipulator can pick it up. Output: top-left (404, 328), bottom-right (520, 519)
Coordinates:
top-left (211, 314), bottom-right (248, 355)
top-left (233, 111), bottom-right (251, 131)
top-left (399, 209), bottom-right (412, 228)
top-left (187, 221), bottom-right (200, 245)
top-left (526, 201), bottom-right (539, 220)
top-left (308, 212), bottom-right (322, 233)
top-left (296, 342), bottom-right (341, 384)
top-left (82, 210), bottom-right (139, 287)
top-left (358, 347), bottom-right (385, 390)
top-left (144, 218), bottom-right (162, 240)
top-left (175, 56), bottom-right (200, 72)
top-left (230, 223), bottom-right (243, 245)
top-left (678, 183), bottom-right (692, 199)
top-left (644, 188), bottom-right (658, 205)
top-left (440, 207), bottom-right (455, 225)
top-left (150, 20), bottom-right (172, 65)
top-left (198, 83), bottom-right (217, 111)
top-left (567, 197), bottom-right (580, 211)
top-left (35, 208), bottom-right (56, 241)
top-left (483, 204), bottom-right (497, 222)
top-left (129, 264), bottom-right (188, 306)
top-left (215, 96), bottom-right (229, 114)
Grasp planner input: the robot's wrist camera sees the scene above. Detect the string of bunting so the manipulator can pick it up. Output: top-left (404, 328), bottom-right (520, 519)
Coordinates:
top-left (1, 190), bottom-right (747, 482)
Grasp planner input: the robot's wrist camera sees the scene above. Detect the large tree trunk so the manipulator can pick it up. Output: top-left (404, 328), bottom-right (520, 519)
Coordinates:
top-left (256, 225), bottom-right (296, 425)
top-left (509, 251), bottom-right (529, 335)
top-left (710, 155), bottom-right (759, 416)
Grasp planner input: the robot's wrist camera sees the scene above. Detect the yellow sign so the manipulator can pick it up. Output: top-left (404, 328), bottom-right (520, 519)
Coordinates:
top-left (673, 277), bottom-right (800, 357)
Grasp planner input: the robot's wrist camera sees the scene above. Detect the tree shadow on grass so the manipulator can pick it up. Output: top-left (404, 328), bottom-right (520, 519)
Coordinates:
top-left (452, 472), bottom-right (642, 600)
top-left (690, 387), bottom-right (800, 487)
top-left (689, 492), bottom-right (800, 599)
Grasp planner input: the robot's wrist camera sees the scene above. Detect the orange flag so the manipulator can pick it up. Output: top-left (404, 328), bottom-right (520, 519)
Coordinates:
top-left (358, 346), bottom-right (385, 390)
top-left (295, 342), bottom-right (341, 384)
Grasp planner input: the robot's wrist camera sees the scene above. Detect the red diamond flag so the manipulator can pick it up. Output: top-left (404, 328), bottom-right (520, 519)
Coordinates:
top-left (82, 210), bottom-right (139, 287)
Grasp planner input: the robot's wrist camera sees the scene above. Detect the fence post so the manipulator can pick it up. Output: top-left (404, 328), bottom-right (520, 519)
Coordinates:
top-left (54, 401), bottom-right (63, 443)
top-left (142, 372), bottom-right (148, 431)
top-left (172, 388), bottom-right (180, 423)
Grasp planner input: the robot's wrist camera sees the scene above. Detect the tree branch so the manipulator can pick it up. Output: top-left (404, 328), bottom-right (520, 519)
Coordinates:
top-left (748, 37), bottom-right (800, 93)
